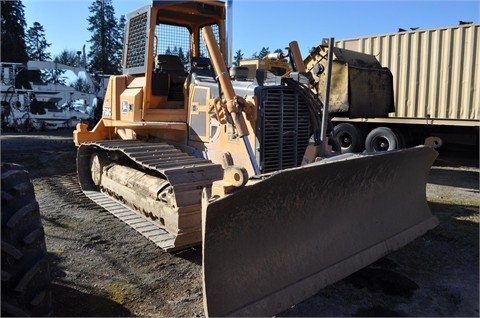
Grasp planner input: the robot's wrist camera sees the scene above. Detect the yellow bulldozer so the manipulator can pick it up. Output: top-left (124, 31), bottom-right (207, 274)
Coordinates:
top-left (73, 1), bottom-right (439, 316)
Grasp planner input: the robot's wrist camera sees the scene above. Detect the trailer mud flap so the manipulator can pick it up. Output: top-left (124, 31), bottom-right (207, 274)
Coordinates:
top-left (202, 146), bottom-right (438, 317)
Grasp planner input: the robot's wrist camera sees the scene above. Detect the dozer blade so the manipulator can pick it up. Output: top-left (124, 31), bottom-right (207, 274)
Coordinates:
top-left (202, 146), bottom-right (438, 317)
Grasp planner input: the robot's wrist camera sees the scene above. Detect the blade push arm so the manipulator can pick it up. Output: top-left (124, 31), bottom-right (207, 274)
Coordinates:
top-left (202, 25), bottom-right (260, 175)
top-left (202, 26), bottom-right (252, 137)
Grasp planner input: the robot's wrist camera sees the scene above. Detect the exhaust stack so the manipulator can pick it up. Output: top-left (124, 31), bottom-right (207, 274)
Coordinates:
top-left (225, 0), bottom-right (233, 67)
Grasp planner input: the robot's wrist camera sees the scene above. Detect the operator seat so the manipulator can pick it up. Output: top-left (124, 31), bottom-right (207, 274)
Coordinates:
top-left (190, 57), bottom-right (215, 78)
top-left (153, 54), bottom-right (186, 101)
top-left (188, 56), bottom-right (216, 89)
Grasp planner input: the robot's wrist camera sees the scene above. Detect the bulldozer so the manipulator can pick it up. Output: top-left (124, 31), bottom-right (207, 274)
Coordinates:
top-left (73, 1), bottom-right (439, 316)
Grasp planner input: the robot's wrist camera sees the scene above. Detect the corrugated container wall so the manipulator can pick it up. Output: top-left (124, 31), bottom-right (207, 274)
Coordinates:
top-left (335, 24), bottom-right (479, 126)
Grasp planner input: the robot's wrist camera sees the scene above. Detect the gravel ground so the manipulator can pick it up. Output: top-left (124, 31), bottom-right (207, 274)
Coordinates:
top-left (1, 130), bottom-right (478, 317)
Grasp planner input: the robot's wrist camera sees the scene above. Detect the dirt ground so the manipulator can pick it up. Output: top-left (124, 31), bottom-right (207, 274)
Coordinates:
top-left (1, 130), bottom-right (478, 317)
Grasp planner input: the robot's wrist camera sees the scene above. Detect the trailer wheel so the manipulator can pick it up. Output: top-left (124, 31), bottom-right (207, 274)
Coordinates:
top-left (393, 128), bottom-right (406, 149)
top-left (333, 123), bottom-right (365, 153)
top-left (365, 127), bottom-right (399, 152)
top-left (1, 163), bottom-right (52, 317)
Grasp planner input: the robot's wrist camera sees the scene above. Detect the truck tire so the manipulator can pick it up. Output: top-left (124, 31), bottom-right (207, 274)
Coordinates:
top-left (1, 163), bottom-right (52, 317)
top-left (365, 127), bottom-right (400, 152)
top-left (333, 123), bottom-right (365, 153)
top-left (393, 128), bottom-right (406, 149)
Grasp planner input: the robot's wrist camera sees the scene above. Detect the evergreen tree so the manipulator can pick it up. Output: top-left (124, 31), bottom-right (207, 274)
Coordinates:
top-left (118, 15), bottom-right (126, 38)
top-left (162, 46), bottom-right (188, 70)
top-left (258, 47), bottom-right (270, 59)
top-left (1, 0), bottom-right (28, 62)
top-left (25, 22), bottom-right (51, 61)
top-left (112, 14), bottom-right (125, 71)
top-left (45, 50), bottom-right (80, 85)
top-left (40, 68), bottom-right (66, 85)
top-left (54, 50), bottom-right (80, 67)
top-left (71, 77), bottom-right (92, 93)
top-left (233, 49), bottom-right (244, 67)
top-left (86, 0), bottom-right (123, 74)
top-left (178, 47), bottom-right (187, 70)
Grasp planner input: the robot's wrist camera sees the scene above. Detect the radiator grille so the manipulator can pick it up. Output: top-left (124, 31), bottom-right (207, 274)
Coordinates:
top-left (125, 12), bottom-right (148, 69)
top-left (260, 88), bottom-right (311, 173)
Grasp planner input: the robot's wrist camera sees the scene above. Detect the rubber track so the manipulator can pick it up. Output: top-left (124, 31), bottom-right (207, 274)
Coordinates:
top-left (79, 140), bottom-right (223, 251)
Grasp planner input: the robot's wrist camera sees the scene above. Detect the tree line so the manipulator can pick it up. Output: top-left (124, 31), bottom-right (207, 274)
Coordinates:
top-left (1, 0), bottom-right (286, 81)
top-left (232, 47), bottom-right (284, 67)
top-left (1, 0), bottom-right (125, 77)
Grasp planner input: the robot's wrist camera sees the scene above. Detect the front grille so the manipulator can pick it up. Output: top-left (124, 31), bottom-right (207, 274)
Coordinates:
top-left (125, 12), bottom-right (148, 69)
top-left (260, 87), bottom-right (311, 173)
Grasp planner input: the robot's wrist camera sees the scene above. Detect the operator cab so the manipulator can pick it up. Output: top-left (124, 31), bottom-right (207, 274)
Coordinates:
top-left (122, 1), bottom-right (226, 111)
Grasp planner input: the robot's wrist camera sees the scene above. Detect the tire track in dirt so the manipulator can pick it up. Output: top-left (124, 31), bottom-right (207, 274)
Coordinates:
top-left (36, 169), bottom-right (204, 317)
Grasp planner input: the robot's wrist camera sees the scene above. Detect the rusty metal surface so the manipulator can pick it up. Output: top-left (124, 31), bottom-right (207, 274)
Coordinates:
top-left (304, 45), bottom-right (395, 118)
top-left (202, 146), bottom-right (438, 316)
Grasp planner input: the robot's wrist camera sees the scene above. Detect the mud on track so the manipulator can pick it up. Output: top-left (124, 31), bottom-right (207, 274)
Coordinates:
top-left (1, 130), bottom-right (478, 317)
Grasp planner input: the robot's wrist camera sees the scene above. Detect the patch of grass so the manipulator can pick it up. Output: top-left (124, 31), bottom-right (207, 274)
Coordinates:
top-left (43, 224), bottom-right (53, 234)
top-left (34, 183), bottom-right (44, 192)
top-left (51, 248), bottom-right (64, 255)
top-left (56, 216), bottom-right (81, 229)
top-left (105, 282), bottom-right (133, 305)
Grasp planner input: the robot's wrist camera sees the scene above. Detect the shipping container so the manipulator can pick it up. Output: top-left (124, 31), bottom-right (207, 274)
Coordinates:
top-left (332, 23), bottom-right (479, 149)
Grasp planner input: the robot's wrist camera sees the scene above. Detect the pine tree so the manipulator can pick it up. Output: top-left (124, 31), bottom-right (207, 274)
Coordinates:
top-left (86, 0), bottom-right (123, 74)
top-left (258, 47), bottom-right (270, 59)
top-left (71, 77), bottom-right (92, 93)
top-left (178, 47), bottom-right (187, 70)
top-left (40, 68), bottom-right (66, 85)
top-left (25, 22), bottom-right (51, 61)
top-left (54, 50), bottom-right (80, 67)
top-left (1, 0), bottom-right (28, 62)
top-left (46, 50), bottom-right (80, 85)
top-left (113, 15), bottom-right (127, 73)
top-left (233, 49), bottom-right (244, 67)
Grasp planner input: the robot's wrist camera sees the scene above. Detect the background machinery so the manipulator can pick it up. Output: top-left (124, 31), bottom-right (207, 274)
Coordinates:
top-left (333, 23), bottom-right (479, 152)
top-left (73, 1), bottom-right (439, 316)
top-left (1, 61), bottom-right (102, 131)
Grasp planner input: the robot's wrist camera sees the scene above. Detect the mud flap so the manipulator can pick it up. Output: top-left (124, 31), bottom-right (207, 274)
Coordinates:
top-left (202, 146), bottom-right (438, 317)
